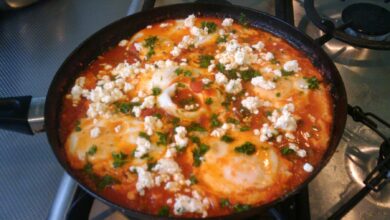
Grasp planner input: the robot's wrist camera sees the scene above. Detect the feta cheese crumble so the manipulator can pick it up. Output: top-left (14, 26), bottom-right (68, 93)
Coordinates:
top-left (222, 18), bottom-right (233, 27)
top-left (144, 116), bottom-right (163, 136)
top-left (225, 78), bottom-right (242, 94)
top-left (134, 137), bottom-right (152, 158)
top-left (90, 127), bottom-right (100, 138)
top-left (241, 96), bottom-right (262, 114)
top-left (283, 60), bottom-right (301, 72)
top-left (174, 126), bottom-right (188, 148)
top-left (303, 163), bottom-right (314, 172)
top-left (251, 76), bottom-right (276, 90)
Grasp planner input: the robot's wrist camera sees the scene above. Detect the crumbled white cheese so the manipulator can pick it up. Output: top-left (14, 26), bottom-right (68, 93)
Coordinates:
top-left (184, 14), bottom-right (196, 28)
top-left (283, 60), bottom-right (301, 72)
top-left (297, 149), bottom-right (307, 158)
top-left (202, 78), bottom-right (211, 85)
top-left (259, 123), bottom-right (278, 142)
top-left (170, 46), bottom-right (181, 57)
top-left (215, 39), bottom-right (258, 70)
top-left (274, 109), bottom-right (297, 132)
top-left (153, 158), bottom-right (182, 175)
top-left (273, 69), bottom-right (282, 77)
top-left (134, 137), bottom-right (152, 158)
top-left (210, 123), bottom-right (232, 137)
top-left (160, 23), bottom-right (169, 27)
top-left (174, 126), bottom-right (188, 148)
top-left (132, 166), bottom-right (155, 195)
top-left (303, 163), bottom-right (314, 172)
top-left (118, 39), bottom-right (128, 47)
top-left (222, 18), bottom-right (234, 27)
top-left (134, 43), bottom-right (143, 52)
top-left (241, 96), bottom-right (262, 114)
top-left (144, 116), bottom-right (163, 136)
top-left (251, 76), bottom-right (276, 90)
top-left (263, 52), bottom-right (274, 61)
top-left (114, 125), bottom-right (121, 133)
top-left (90, 127), bottom-right (100, 138)
top-left (285, 132), bottom-right (295, 140)
top-left (123, 82), bottom-right (134, 92)
top-left (146, 25), bottom-right (152, 29)
top-left (215, 72), bottom-right (228, 85)
top-left (141, 96), bottom-right (155, 109)
top-left (174, 194), bottom-right (208, 217)
top-left (225, 78), bottom-right (242, 94)
top-left (252, 41), bottom-right (264, 50)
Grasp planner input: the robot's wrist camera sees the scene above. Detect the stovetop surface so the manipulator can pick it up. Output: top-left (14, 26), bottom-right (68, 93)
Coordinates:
top-left (0, 0), bottom-right (389, 220)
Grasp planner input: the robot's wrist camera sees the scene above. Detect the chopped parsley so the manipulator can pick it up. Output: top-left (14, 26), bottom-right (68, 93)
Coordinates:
top-left (270, 58), bottom-right (280, 64)
top-left (156, 132), bottom-right (169, 145)
top-left (114, 101), bottom-right (140, 114)
top-left (83, 162), bottom-right (93, 174)
top-left (199, 55), bottom-right (214, 68)
top-left (153, 113), bottom-right (162, 119)
top-left (143, 36), bottom-right (158, 59)
top-left (210, 114), bottom-right (222, 128)
top-left (233, 204), bottom-right (252, 212)
top-left (240, 68), bottom-right (260, 81)
top-left (175, 68), bottom-right (192, 77)
top-left (200, 21), bottom-right (217, 33)
top-left (152, 87), bottom-right (161, 96)
top-left (158, 205), bottom-right (170, 217)
top-left (112, 152), bottom-right (128, 168)
top-left (216, 35), bottom-right (227, 44)
top-left (304, 76), bottom-right (320, 89)
top-left (97, 175), bottom-right (118, 191)
top-left (75, 120), bottom-right (81, 132)
top-left (221, 94), bottom-right (233, 109)
top-left (87, 145), bottom-right (97, 156)
top-left (281, 69), bottom-right (294, 76)
top-left (281, 146), bottom-right (294, 155)
top-left (144, 36), bottom-right (158, 47)
top-left (187, 122), bottom-right (206, 132)
top-left (276, 92), bottom-right (281, 97)
top-left (171, 117), bottom-right (180, 126)
top-left (240, 126), bottom-right (251, 132)
top-left (147, 161), bottom-right (157, 171)
top-left (216, 63), bottom-right (225, 72)
top-left (190, 135), bottom-right (201, 145)
top-left (205, 97), bottom-right (213, 105)
top-left (221, 135), bottom-right (235, 143)
top-left (238, 13), bottom-right (249, 26)
top-left (189, 175), bottom-right (198, 185)
top-left (234, 142), bottom-right (256, 155)
top-left (193, 143), bottom-right (210, 167)
top-left (139, 132), bottom-right (151, 140)
top-left (227, 117), bottom-right (239, 125)
top-left (220, 198), bottom-right (230, 208)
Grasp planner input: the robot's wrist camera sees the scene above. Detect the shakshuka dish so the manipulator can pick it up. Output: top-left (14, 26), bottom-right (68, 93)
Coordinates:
top-left (61, 14), bottom-right (333, 218)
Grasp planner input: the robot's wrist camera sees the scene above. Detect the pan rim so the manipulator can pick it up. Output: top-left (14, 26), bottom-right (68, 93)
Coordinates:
top-left (45, 2), bottom-right (347, 219)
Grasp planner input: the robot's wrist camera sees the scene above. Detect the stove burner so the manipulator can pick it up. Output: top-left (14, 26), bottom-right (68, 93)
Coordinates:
top-left (342, 3), bottom-right (390, 36)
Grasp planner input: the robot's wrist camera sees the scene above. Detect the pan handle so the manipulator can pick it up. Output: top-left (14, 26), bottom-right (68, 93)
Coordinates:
top-left (0, 96), bottom-right (45, 134)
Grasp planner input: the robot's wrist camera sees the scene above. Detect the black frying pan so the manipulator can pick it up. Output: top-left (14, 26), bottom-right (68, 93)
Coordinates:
top-left (0, 3), bottom-right (347, 220)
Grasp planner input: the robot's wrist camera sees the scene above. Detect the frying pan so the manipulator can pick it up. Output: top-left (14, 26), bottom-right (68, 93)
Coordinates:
top-left (0, 3), bottom-right (347, 219)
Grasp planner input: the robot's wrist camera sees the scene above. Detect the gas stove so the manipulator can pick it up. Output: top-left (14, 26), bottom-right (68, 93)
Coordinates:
top-left (47, 1), bottom-right (390, 219)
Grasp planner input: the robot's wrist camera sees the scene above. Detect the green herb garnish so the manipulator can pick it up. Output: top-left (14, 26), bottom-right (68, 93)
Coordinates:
top-left (171, 117), bottom-right (180, 126)
top-left (190, 135), bottom-right (201, 145)
top-left (304, 76), bottom-right (320, 89)
top-left (238, 13), bottom-right (249, 26)
top-left (227, 117), bottom-right (239, 124)
top-left (220, 198), bottom-right (230, 208)
top-left (158, 205), bottom-right (170, 217)
top-left (97, 175), bottom-right (118, 190)
top-left (193, 144), bottom-right (210, 167)
top-left (199, 55), bottom-right (214, 68)
top-left (240, 126), bottom-right (250, 132)
top-left (156, 132), bottom-right (169, 145)
top-left (221, 135), bottom-right (235, 143)
top-left (112, 152), bottom-right (128, 168)
top-left (276, 92), bottom-right (281, 97)
top-left (114, 101), bottom-right (141, 114)
top-left (205, 97), bottom-right (213, 105)
top-left (240, 68), bottom-right (260, 81)
top-left (281, 69), bottom-right (294, 76)
top-left (233, 204), bottom-right (252, 212)
top-left (280, 146), bottom-right (294, 155)
top-left (189, 175), bottom-right (198, 185)
top-left (144, 36), bottom-right (158, 59)
top-left (87, 145), bottom-right (97, 156)
top-left (83, 162), bottom-right (93, 174)
top-left (139, 132), bottom-right (150, 140)
top-left (234, 142), bottom-right (256, 155)
top-left (75, 120), bottom-right (81, 131)
top-left (216, 35), bottom-right (227, 44)
top-left (216, 63), bottom-right (225, 72)
top-left (210, 114), bottom-right (222, 128)
top-left (152, 87), bottom-right (162, 96)
top-left (201, 21), bottom-right (217, 33)
top-left (187, 122), bottom-right (206, 132)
